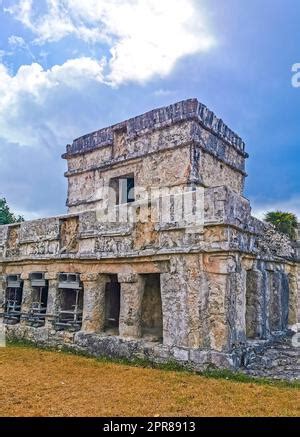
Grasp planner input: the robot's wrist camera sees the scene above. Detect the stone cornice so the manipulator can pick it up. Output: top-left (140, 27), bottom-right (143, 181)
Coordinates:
top-left (62, 98), bottom-right (246, 159)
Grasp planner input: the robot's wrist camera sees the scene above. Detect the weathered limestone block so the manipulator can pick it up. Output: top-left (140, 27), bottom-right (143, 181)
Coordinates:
top-left (81, 273), bottom-right (107, 333)
top-left (201, 150), bottom-right (244, 194)
top-left (204, 186), bottom-right (251, 229)
top-left (20, 240), bottom-right (60, 257)
top-left (20, 218), bottom-right (60, 243)
top-left (160, 255), bottom-right (205, 349)
top-left (118, 273), bottom-right (144, 338)
top-left (67, 145), bottom-right (112, 174)
top-left (203, 254), bottom-right (239, 352)
top-left (161, 254), bottom-right (247, 352)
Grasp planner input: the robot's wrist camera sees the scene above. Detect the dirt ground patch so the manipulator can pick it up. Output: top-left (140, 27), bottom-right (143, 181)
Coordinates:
top-left (0, 346), bottom-right (299, 417)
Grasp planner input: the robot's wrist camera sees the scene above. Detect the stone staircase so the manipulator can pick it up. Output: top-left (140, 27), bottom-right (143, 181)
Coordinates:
top-left (242, 331), bottom-right (300, 381)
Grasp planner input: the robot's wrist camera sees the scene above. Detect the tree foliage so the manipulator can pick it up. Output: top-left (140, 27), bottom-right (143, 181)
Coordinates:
top-left (264, 211), bottom-right (298, 240)
top-left (0, 198), bottom-right (24, 225)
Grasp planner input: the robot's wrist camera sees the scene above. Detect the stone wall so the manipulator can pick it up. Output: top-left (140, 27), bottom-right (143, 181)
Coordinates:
top-left (0, 186), bottom-right (268, 263)
top-left (64, 99), bottom-right (248, 213)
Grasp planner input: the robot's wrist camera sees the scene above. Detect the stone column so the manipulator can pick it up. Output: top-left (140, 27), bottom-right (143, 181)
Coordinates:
top-left (287, 269), bottom-right (298, 327)
top-left (231, 259), bottom-right (249, 344)
top-left (245, 268), bottom-right (265, 339)
top-left (160, 254), bottom-right (203, 349)
top-left (81, 273), bottom-right (107, 333)
top-left (203, 254), bottom-right (239, 352)
top-left (0, 275), bottom-right (6, 320)
top-left (118, 273), bottom-right (144, 338)
top-left (269, 268), bottom-right (283, 332)
top-left (20, 273), bottom-right (35, 324)
top-left (45, 272), bottom-right (59, 328)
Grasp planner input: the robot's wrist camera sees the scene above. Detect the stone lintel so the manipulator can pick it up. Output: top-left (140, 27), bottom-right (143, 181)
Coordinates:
top-left (241, 256), bottom-right (255, 271)
top-left (118, 273), bottom-right (139, 283)
top-left (80, 273), bottom-right (100, 283)
top-left (20, 272), bottom-right (30, 280)
top-left (45, 272), bottom-right (58, 281)
top-left (203, 254), bottom-right (237, 275)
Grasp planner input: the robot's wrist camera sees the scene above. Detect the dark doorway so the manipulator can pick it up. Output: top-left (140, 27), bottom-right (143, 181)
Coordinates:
top-left (105, 275), bottom-right (121, 335)
top-left (141, 274), bottom-right (163, 342)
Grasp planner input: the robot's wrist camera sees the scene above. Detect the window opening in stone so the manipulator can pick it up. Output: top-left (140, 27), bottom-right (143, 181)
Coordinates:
top-left (4, 274), bottom-right (23, 324)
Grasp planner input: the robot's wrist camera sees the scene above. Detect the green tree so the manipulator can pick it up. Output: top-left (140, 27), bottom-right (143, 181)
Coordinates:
top-left (264, 211), bottom-right (298, 240)
top-left (0, 198), bottom-right (24, 225)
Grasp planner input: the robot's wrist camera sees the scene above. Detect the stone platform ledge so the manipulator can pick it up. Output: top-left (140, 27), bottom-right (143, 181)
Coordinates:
top-left (4, 325), bottom-right (238, 371)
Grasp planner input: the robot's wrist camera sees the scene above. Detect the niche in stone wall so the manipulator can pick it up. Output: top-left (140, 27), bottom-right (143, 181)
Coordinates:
top-left (6, 225), bottom-right (20, 257)
top-left (59, 217), bottom-right (79, 253)
top-left (246, 267), bottom-right (291, 340)
top-left (269, 270), bottom-right (290, 333)
top-left (113, 125), bottom-right (127, 159)
top-left (141, 274), bottom-right (163, 342)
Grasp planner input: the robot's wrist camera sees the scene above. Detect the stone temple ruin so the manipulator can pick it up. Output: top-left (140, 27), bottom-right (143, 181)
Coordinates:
top-left (0, 99), bottom-right (299, 379)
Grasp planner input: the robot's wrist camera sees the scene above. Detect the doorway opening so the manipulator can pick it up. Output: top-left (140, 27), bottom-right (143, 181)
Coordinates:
top-left (104, 275), bottom-right (121, 335)
top-left (141, 274), bottom-right (163, 342)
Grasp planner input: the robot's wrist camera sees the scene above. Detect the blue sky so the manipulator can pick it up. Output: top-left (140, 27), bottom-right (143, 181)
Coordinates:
top-left (0, 0), bottom-right (299, 220)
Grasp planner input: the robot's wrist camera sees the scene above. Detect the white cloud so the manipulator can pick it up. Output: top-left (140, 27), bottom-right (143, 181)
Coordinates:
top-left (0, 0), bottom-right (216, 217)
top-left (4, 0), bottom-right (215, 85)
top-left (8, 34), bottom-right (36, 60)
top-left (0, 57), bottom-right (106, 147)
top-left (8, 35), bottom-right (27, 48)
top-left (252, 197), bottom-right (300, 221)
